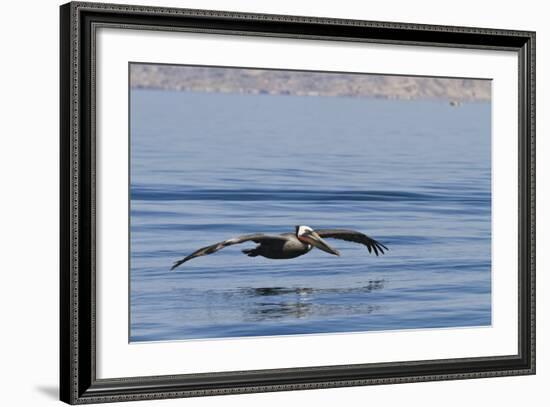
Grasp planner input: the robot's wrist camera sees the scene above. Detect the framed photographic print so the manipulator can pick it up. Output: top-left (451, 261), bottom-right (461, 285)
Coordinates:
top-left (60, 1), bottom-right (536, 404)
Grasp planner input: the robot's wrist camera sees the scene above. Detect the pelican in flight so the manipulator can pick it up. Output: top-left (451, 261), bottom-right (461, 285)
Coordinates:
top-left (170, 225), bottom-right (387, 270)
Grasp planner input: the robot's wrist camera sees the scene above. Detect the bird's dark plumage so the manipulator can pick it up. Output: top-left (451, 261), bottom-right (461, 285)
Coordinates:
top-left (170, 226), bottom-right (387, 270)
top-left (170, 234), bottom-right (288, 270)
top-left (314, 229), bottom-right (388, 256)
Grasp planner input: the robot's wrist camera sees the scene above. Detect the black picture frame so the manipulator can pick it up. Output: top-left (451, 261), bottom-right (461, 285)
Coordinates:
top-left (60, 1), bottom-right (536, 404)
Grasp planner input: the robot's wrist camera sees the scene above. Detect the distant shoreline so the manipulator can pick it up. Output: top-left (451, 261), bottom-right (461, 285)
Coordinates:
top-left (130, 64), bottom-right (491, 103)
top-left (131, 85), bottom-right (491, 104)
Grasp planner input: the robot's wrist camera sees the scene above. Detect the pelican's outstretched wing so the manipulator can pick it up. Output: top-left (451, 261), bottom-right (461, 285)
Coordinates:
top-left (314, 229), bottom-right (388, 256)
top-left (171, 234), bottom-right (288, 269)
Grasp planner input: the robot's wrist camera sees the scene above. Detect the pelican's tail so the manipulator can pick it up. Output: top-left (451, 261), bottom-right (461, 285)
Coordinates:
top-left (242, 248), bottom-right (259, 257)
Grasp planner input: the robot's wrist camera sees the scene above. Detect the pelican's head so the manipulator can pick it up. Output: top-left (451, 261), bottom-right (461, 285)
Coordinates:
top-left (295, 225), bottom-right (340, 256)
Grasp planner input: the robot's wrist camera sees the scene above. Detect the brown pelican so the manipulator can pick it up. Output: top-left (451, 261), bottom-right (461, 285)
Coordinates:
top-left (170, 225), bottom-right (387, 270)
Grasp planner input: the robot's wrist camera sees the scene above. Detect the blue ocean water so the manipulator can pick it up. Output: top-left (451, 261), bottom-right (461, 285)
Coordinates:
top-left (130, 88), bottom-right (491, 342)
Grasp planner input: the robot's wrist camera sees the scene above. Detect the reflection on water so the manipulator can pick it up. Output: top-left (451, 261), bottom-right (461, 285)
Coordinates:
top-left (240, 280), bottom-right (385, 297)
top-left (250, 302), bottom-right (314, 320)
top-left (247, 302), bottom-right (382, 322)
top-left (232, 280), bottom-right (385, 321)
top-left (130, 89), bottom-right (492, 342)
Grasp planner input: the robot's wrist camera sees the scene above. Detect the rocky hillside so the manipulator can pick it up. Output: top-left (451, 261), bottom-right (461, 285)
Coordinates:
top-left (130, 64), bottom-right (490, 102)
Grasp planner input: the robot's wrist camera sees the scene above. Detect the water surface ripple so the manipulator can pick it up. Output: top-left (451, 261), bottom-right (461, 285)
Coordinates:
top-left (130, 89), bottom-right (491, 341)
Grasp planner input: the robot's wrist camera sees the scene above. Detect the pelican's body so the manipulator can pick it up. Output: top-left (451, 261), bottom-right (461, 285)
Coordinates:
top-left (171, 225), bottom-right (387, 270)
top-left (241, 232), bottom-right (313, 259)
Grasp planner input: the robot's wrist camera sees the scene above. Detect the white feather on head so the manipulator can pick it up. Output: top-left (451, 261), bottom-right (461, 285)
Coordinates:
top-left (296, 225), bottom-right (314, 236)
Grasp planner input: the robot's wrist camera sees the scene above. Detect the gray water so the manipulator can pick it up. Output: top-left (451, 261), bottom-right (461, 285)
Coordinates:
top-left (130, 88), bottom-right (491, 342)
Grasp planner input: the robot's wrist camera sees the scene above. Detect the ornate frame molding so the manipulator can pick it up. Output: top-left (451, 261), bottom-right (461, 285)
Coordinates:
top-left (60, 2), bottom-right (535, 404)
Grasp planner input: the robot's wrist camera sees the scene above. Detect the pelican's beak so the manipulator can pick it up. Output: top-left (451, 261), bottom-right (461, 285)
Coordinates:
top-left (305, 231), bottom-right (340, 256)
